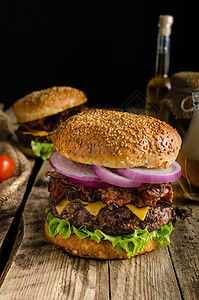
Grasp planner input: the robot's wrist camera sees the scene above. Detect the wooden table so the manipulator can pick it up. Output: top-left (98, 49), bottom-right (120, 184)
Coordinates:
top-left (0, 158), bottom-right (199, 300)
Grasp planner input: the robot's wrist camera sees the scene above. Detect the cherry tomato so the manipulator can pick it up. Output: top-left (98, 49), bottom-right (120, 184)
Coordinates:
top-left (0, 155), bottom-right (15, 182)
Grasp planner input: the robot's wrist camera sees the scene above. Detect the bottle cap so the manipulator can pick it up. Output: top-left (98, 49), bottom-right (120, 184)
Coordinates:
top-left (158, 15), bottom-right (174, 36)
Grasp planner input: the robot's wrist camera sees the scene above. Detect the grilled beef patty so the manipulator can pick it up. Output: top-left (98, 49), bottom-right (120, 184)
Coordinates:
top-left (49, 200), bottom-right (173, 235)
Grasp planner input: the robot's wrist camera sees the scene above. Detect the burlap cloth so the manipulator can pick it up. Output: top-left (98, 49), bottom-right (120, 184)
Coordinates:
top-left (165, 71), bottom-right (199, 119)
top-left (0, 108), bottom-right (31, 209)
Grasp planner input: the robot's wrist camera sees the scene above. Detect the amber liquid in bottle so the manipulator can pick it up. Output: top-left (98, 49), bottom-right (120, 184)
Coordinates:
top-left (145, 72), bottom-right (171, 122)
top-left (145, 16), bottom-right (173, 122)
top-left (178, 154), bottom-right (199, 201)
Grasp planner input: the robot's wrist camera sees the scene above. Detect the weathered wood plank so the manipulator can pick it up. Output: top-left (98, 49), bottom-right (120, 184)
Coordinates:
top-left (0, 158), bottom-right (35, 248)
top-left (0, 161), bottom-right (110, 300)
top-left (0, 159), bottom-right (38, 285)
top-left (109, 247), bottom-right (182, 300)
top-left (169, 184), bottom-right (199, 300)
top-left (0, 185), bottom-right (25, 248)
top-left (0, 216), bottom-right (14, 247)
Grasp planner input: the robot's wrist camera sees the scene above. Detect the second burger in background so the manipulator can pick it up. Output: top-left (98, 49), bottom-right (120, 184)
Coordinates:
top-left (12, 86), bottom-right (88, 160)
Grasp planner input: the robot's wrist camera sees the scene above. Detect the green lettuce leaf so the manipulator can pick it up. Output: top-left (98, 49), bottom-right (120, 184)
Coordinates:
top-left (120, 228), bottom-right (150, 257)
top-left (57, 220), bottom-right (71, 239)
top-left (46, 212), bottom-right (174, 257)
top-left (72, 225), bottom-right (90, 239)
top-left (30, 140), bottom-right (54, 161)
top-left (151, 222), bottom-right (174, 247)
top-left (47, 217), bottom-right (61, 237)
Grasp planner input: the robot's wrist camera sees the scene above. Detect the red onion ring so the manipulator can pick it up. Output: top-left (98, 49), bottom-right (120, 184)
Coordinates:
top-left (92, 165), bottom-right (143, 187)
top-left (49, 151), bottom-right (110, 188)
top-left (49, 151), bottom-right (181, 188)
top-left (110, 161), bottom-right (181, 184)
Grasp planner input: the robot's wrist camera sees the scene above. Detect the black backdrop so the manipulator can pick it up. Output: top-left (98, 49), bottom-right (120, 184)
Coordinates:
top-left (0, 1), bottom-right (198, 109)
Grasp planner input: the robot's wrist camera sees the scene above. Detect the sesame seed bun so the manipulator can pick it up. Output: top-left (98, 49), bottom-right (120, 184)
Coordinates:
top-left (44, 220), bottom-right (160, 259)
top-left (53, 109), bottom-right (181, 169)
top-left (13, 86), bottom-right (87, 123)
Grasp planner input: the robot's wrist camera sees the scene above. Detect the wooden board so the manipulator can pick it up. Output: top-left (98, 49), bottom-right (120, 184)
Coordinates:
top-left (0, 161), bottom-right (110, 299)
top-left (0, 158), bottom-right (35, 247)
top-left (0, 162), bottom-right (199, 299)
top-left (109, 248), bottom-right (182, 300)
top-left (169, 185), bottom-right (199, 300)
top-left (0, 159), bottom-right (38, 285)
top-left (0, 184), bottom-right (26, 248)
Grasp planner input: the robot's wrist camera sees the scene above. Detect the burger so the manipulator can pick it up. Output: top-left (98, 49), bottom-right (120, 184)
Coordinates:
top-left (12, 86), bottom-right (87, 160)
top-left (45, 109), bottom-right (182, 259)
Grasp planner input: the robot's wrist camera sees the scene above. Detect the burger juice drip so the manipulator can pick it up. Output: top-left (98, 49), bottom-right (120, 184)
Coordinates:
top-left (177, 92), bottom-right (199, 201)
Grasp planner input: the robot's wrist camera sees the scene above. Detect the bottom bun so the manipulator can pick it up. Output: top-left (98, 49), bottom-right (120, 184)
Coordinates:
top-left (44, 221), bottom-right (160, 259)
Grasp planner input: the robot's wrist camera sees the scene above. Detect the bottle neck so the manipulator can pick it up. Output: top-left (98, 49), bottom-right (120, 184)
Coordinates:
top-left (155, 34), bottom-right (171, 76)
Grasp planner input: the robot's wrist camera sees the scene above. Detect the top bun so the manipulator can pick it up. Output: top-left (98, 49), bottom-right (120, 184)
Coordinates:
top-left (53, 109), bottom-right (181, 169)
top-left (13, 86), bottom-right (87, 123)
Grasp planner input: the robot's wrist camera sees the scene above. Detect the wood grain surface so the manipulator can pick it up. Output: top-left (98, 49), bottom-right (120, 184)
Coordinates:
top-left (168, 185), bottom-right (199, 300)
top-left (0, 161), bottom-right (198, 300)
top-left (109, 248), bottom-right (182, 300)
top-left (0, 159), bottom-right (37, 285)
top-left (0, 158), bottom-right (34, 246)
top-left (0, 182), bottom-right (28, 248)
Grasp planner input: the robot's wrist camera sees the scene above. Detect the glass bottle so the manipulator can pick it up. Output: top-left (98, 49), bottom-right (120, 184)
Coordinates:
top-left (145, 15), bottom-right (174, 122)
top-left (177, 91), bottom-right (199, 201)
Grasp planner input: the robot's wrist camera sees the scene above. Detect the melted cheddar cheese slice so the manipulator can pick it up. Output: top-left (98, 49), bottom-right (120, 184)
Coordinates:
top-left (56, 198), bottom-right (149, 221)
top-left (85, 201), bottom-right (106, 216)
top-left (126, 204), bottom-right (149, 221)
top-left (56, 199), bottom-right (70, 215)
top-left (22, 130), bottom-right (53, 136)
top-left (56, 198), bottom-right (89, 215)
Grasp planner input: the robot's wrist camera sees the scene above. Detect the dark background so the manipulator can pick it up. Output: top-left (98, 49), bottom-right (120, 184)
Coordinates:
top-left (0, 1), bottom-right (198, 109)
